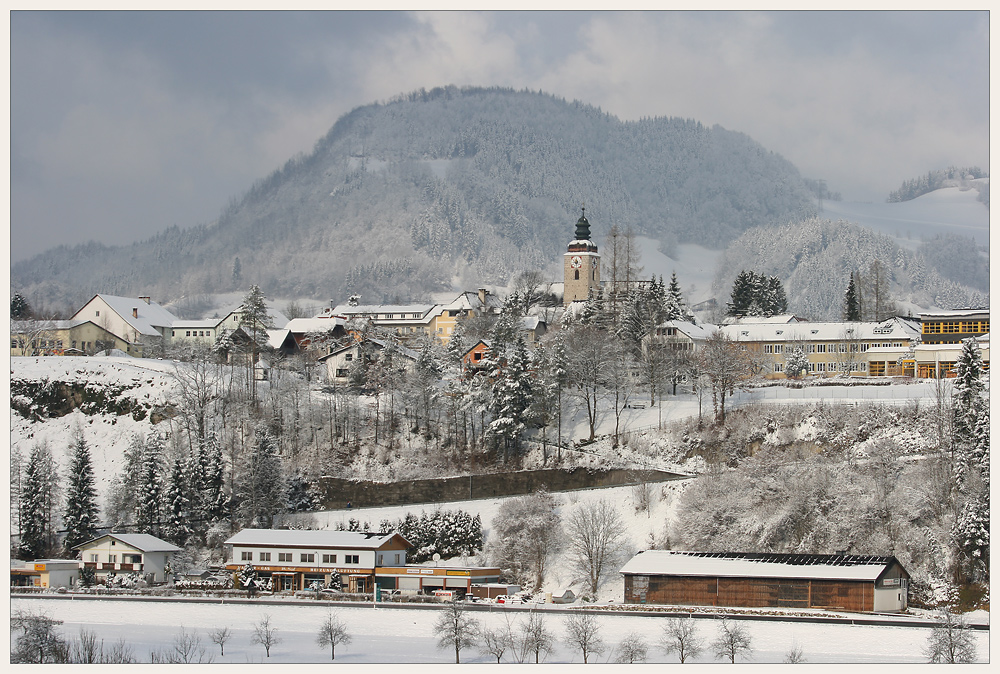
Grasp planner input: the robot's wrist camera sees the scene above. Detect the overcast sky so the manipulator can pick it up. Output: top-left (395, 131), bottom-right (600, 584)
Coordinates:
top-left (10, 10), bottom-right (989, 262)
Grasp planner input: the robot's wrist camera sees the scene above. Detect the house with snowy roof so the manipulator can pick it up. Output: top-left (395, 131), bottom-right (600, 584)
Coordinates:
top-left (73, 533), bottom-right (180, 585)
top-left (72, 294), bottom-right (179, 357)
top-left (620, 550), bottom-right (909, 613)
top-left (10, 318), bottom-right (127, 357)
top-left (318, 336), bottom-right (419, 383)
top-left (224, 528), bottom-right (411, 593)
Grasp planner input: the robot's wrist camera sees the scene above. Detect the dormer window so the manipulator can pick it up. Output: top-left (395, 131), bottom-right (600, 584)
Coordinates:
top-left (741, 331), bottom-right (749, 337)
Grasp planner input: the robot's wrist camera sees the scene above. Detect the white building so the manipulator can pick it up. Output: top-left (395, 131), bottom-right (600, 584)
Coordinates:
top-left (74, 533), bottom-right (180, 584)
top-left (224, 529), bottom-right (411, 593)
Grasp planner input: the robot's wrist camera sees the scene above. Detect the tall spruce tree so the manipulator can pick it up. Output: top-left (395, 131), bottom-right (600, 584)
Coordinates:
top-left (239, 284), bottom-right (273, 402)
top-left (62, 433), bottom-right (100, 553)
top-left (843, 273), bottom-right (861, 321)
top-left (135, 438), bottom-right (164, 535)
top-left (18, 444), bottom-right (59, 559)
top-left (164, 457), bottom-right (192, 546)
top-left (239, 429), bottom-right (284, 528)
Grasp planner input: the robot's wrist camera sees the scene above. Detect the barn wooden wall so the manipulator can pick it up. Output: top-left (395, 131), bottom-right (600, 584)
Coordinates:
top-left (625, 575), bottom-right (874, 613)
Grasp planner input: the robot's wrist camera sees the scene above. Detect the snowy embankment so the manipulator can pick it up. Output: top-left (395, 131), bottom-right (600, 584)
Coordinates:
top-left (10, 595), bottom-right (989, 663)
top-left (10, 356), bottom-right (182, 502)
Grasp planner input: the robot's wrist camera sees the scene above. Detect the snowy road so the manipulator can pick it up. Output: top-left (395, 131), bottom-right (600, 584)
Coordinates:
top-left (11, 595), bottom-right (989, 664)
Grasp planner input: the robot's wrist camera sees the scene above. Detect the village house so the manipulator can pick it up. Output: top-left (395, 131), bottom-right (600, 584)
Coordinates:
top-left (620, 550), bottom-right (910, 613)
top-left (71, 294), bottom-right (179, 357)
top-left (10, 319), bottom-right (126, 357)
top-left (73, 533), bottom-right (180, 585)
top-left (317, 337), bottom-right (419, 384)
top-left (646, 320), bottom-right (716, 353)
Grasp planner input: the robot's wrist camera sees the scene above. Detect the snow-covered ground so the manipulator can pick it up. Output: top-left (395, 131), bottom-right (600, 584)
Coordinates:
top-left (10, 595), bottom-right (989, 664)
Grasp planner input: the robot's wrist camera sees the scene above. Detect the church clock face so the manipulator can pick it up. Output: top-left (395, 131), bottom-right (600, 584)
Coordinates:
top-left (570, 255), bottom-right (583, 269)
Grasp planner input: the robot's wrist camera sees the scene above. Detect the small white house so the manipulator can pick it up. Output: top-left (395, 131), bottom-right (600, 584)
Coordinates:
top-left (74, 533), bottom-right (180, 584)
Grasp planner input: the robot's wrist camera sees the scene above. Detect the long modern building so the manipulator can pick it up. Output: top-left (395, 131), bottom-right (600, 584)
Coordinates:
top-left (620, 550), bottom-right (909, 613)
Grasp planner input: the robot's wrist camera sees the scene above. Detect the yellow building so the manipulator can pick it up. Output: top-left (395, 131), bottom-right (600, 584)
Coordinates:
top-left (10, 319), bottom-right (127, 357)
top-left (919, 309), bottom-right (989, 345)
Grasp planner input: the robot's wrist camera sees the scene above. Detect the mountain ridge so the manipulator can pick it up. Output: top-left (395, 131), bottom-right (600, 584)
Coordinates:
top-left (12, 86), bottom-right (818, 313)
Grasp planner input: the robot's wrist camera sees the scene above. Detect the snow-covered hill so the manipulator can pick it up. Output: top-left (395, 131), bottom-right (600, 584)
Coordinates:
top-left (820, 186), bottom-right (989, 250)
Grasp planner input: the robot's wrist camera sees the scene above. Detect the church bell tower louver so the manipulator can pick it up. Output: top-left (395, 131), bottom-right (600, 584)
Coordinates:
top-left (563, 206), bottom-right (601, 306)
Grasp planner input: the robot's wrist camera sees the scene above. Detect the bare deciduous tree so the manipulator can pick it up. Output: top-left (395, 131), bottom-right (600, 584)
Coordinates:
top-left (434, 599), bottom-right (480, 664)
top-left (924, 611), bottom-right (978, 663)
top-left (480, 620), bottom-right (515, 663)
top-left (659, 616), bottom-right (704, 663)
top-left (783, 642), bottom-right (807, 663)
top-left (566, 498), bottom-right (631, 596)
top-left (251, 613), bottom-right (281, 658)
top-left (563, 613), bottom-right (605, 664)
top-left (209, 625), bottom-right (232, 657)
top-left (511, 611), bottom-right (554, 663)
top-left (711, 619), bottom-right (753, 663)
top-left (613, 632), bottom-right (649, 663)
top-left (316, 610), bottom-right (352, 660)
top-left (150, 626), bottom-right (213, 664)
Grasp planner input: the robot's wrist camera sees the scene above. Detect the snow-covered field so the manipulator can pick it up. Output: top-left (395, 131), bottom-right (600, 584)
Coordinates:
top-left (820, 186), bottom-right (989, 250)
top-left (9, 595), bottom-right (989, 664)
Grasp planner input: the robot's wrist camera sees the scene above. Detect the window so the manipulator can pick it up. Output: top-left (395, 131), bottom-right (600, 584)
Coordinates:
top-left (815, 344), bottom-right (826, 353)
top-left (394, 553), bottom-right (401, 565)
top-left (336, 369), bottom-right (348, 378)
top-left (774, 345), bottom-right (783, 354)
top-left (574, 270), bottom-right (580, 280)
top-left (345, 555), bottom-right (359, 564)
top-left (126, 554), bottom-right (142, 564)
top-left (773, 363), bottom-right (783, 372)
top-left (241, 551), bottom-right (253, 561)
top-left (345, 353), bottom-right (353, 362)
top-left (816, 362), bottom-right (826, 372)
top-left (473, 352), bottom-right (482, 361)
top-left (109, 555), bottom-right (117, 563)
top-left (764, 344), bottom-right (773, 354)
top-left (95, 310), bottom-right (99, 317)
top-left (186, 331), bottom-right (191, 336)
top-left (278, 553), bottom-right (292, 562)
top-left (301, 553), bottom-right (315, 563)
top-left (171, 331), bottom-right (175, 337)
top-left (322, 554), bottom-right (337, 564)
top-left (260, 552), bottom-right (271, 562)
top-left (90, 554), bottom-right (98, 562)
top-left (807, 344), bottom-right (815, 353)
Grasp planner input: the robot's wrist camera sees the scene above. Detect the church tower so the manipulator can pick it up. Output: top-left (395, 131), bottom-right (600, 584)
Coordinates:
top-left (563, 207), bottom-right (601, 306)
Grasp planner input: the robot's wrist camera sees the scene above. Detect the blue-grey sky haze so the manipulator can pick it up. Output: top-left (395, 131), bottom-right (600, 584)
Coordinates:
top-left (9, 10), bottom-right (989, 262)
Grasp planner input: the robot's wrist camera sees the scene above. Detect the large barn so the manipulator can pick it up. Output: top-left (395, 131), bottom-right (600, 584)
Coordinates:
top-left (620, 551), bottom-right (909, 613)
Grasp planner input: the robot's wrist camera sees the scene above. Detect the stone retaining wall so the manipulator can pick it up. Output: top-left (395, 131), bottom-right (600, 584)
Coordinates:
top-left (315, 467), bottom-right (684, 510)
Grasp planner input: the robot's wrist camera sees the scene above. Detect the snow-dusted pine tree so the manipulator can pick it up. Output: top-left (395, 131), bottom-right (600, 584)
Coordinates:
top-left (18, 443), bottom-right (59, 560)
top-left (135, 439), bottom-right (164, 535)
top-left (164, 457), bottom-right (192, 546)
top-left (62, 432), bottom-right (100, 554)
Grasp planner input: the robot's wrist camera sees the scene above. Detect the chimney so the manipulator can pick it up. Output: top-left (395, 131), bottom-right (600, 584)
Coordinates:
top-left (478, 288), bottom-right (487, 305)
top-left (138, 296), bottom-right (151, 304)
top-left (132, 307), bottom-right (138, 318)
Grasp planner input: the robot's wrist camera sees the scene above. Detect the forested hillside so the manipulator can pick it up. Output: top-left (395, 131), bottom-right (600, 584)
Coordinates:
top-left (712, 217), bottom-right (988, 320)
top-left (12, 86), bottom-right (817, 313)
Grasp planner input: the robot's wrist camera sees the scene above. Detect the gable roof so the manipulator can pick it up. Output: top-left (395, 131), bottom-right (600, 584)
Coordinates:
top-left (73, 533), bottom-right (180, 553)
top-left (317, 337), bottom-right (419, 362)
top-left (79, 295), bottom-right (179, 337)
top-left (657, 320), bottom-right (717, 341)
top-left (620, 550), bottom-right (906, 582)
top-left (224, 528), bottom-right (410, 550)
top-left (285, 317), bottom-right (346, 334)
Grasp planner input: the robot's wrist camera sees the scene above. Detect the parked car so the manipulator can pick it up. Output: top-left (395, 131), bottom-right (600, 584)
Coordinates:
top-left (496, 594), bottom-right (523, 605)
